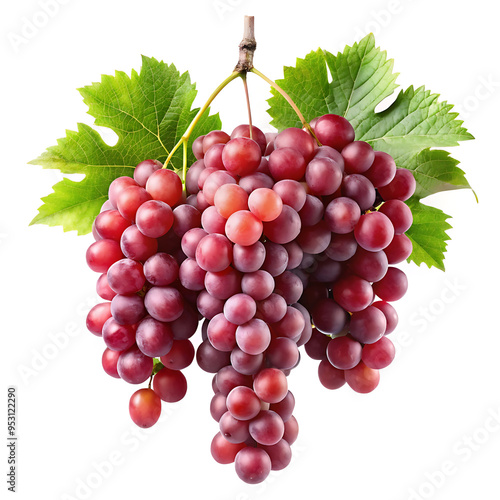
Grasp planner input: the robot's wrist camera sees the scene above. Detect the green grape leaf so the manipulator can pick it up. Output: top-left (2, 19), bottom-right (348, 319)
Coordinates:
top-left (267, 33), bottom-right (474, 270)
top-left (30, 56), bottom-right (221, 235)
top-left (405, 199), bottom-right (452, 271)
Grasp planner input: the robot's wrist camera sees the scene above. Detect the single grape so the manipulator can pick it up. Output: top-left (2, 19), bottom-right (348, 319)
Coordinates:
top-left (318, 360), bottom-right (346, 390)
top-left (282, 415), bottom-right (299, 445)
top-left (354, 212), bottom-right (394, 252)
top-left (144, 286), bottom-right (184, 322)
top-left (207, 313), bottom-right (238, 352)
top-left (117, 345), bottom-right (153, 384)
top-left (143, 252), bottom-right (179, 286)
top-left (260, 439), bottom-right (292, 471)
top-left (86, 302), bottom-right (112, 336)
top-left (268, 147), bottom-right (306, 181)
top-left (136, 200), bottom-right (174, 238)
top-left (272, 179), bottom-right (307, 212)
top-left (195, 234), bottom-right (233, 272)
top-left (234, 447), bottom-right (272, 484)
top-left (313, 114), bottom-right (355, 151)
top-left (253, 368), bottom-right (288, 404)
top-left (129, 388), bottom-right (162, 428)
top-left (94, 210), bottom-right (130, 241)
top-left (362, 336), bottom-right (396, 369)
top-left (226, 386), bottom-right (262, 421)
top-left (231, 347), bottom-right (264, 376)
top-left (111, 294), bottom-right (146, 325)
top-left (331, 275), bottom-right (374, 312)
top-left (349, 306), bottom-right (387, 344)
top-left (222, 137), bottom-right (262, 176)
top-left (108, 176), bottom-right (138, 208)
top-left (107, 258), bottom-right (145, 295)
top-left (86, 239), bottom-right (124, 273)
top-left (196, 339), bottom-right (231, 373)
top-left (225, 210), bottom-right (263, 247)
top-left (214, 184), bottom-right (249, 219)
top-left (378, 168), bottom-right (416, 201)
top-left (372, 267), bottom-right (408, 301)
top-left (378, 199), bottom-right (413, 234)
top-left (327, 336), bottom-right (363, 370)
top-left (116, 186), bottom-right (152, 222)
top-left (341, 141), bottom-right (375, 174)
top-left (220, 411), bottom-right (251, 443)
top-left (235, 319), bottom-right (271, 355)
top-left (120, 225), bottom-right (158, 261)
top-left (384, 234), bottom-right (413, 264)
top-left (249, 410), bottom-right (285, 446)
top-left (263, 205), bottom-right (301, 245)
top-left (102, 347), bottom-right (121, 378)
top-left (153, 367), bottom-right (187, 403)
top-left (312, 298), bottom-right (348, 335)
top-left (205, 266), bottom-right (242, 300)
top-left (136, 316), bottom-right (174, 357)
top-left (248, 188), bottom-right (283, 222)
top-left (344, 361), bottom-right (380, 393)
top-left (324, 197), bottom-right (361, 234)
top-left (364, 151), bottom-right (396, 188)
top-left (211, 432), bottom-right (246, 464)
top-left (203, 130), bottom-right (231, 154)
top-left (305, 157), bottom-right (343, 195)
top-left (372, 301), bottom-right (399, 334)
top-left (146, 169), bottom-right (183, 206)
top-left (102, 317), bottom-right (137, 351)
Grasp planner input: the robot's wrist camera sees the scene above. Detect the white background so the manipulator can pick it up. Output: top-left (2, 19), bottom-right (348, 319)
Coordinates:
top-left (1, 1), bottom-right (499, 499)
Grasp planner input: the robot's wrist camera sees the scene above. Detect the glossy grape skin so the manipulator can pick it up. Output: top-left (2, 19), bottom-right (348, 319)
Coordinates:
top-left (222, 137), bottom-right (262, 176)
top-left (225, 210), bottom-right (263, 247)
top-left (272, 179), bottom-right (307, 212)
top-left (253, 368), bottom-right (288, 404)
top-left (378, 199), bottom-right (413, 234)
top-left (268, 147), bottom-right (306, 181)
top-left (203, 143), bottom-right (225, 170)
top-left (341, 174), bottom-right (376, 211)
top-left (332, 275), bottom-right (374, 312)
top-left (226, 386), bottom-right (262, 421)
top-left (102, 348), bottom-right (121, 378)
top-left (94, 210), bottom-right (130, 241)
top-left (344, 361), bottom-right (380, 393)
top-left (341, 141), bottom-right (375, 174)
top-left (196, 339), bottom-right (231, 373)
top-left (248, 188), bottom-right (283, 222)
top-left (144, 286), bottom-right (184, 322)
top-left (324, 197), bottom-right (361, 234)
top-left (262, 241), bottom-right (289, 276)
top-left (354, 212), bottom-right (395, 252)
top-left (108, 176), bottom-right (137, 207)
top-left (185, 159), bottom-right (205, 194)
top-left (296, 221), bottom-right (331, 254)
top-left (256, 293), bottom-right (287, 324)
top-left (207, 313), bottom-right (237, 352)
top-left (313, 114), bottom-right (355, 151)
top-left (231, 124), bottom-right (267, 154)
top-left (373, 267), bottom-right (408, 301)
top-left (111, 294), bottom-right (146, 325)
top-left (136, 316), bottom-right (174, 357)
top-left (325, 232), bottom-right (358, 261)
top-left (312, 298), bottom-right (348, 335)
top-left (269, 391), bottom-right (295, 422)
top-left (133, 159), bottom-right (163, 186)
top-left (136, 200), bottom-right (174, 238)
top-left (384, 234), bottom-right (413, 264)
top-left (348, 247), bottom-right (388, 282)
top-left (231, 347), bottom-right (264, 376)
top-left (203, 130), bottom-right (231, 154)
top-left (86, 302), bottom-right (112, 336)
top-left (117, 345), bottom-right (154, 384)
top-left (219, 411), bottom-right (251, 443)
top-left (273, 271), bottom-right (303, 305)
top-left (97, 273), bottom-right (117, 300)
top-left (234, 447), bottom-right (272, 484)
top-left (143, 252), bottom-right (179, 286)
top-left (205, 267), bottom-right (242, 300)
top-left (275, 127), bottom-right (316, 161)
top-left (372, 301), bottom-right (399, 334)
top-left (179, 258), bottom-right (206, 291)
top-left (129, 388), bottom-right (162, 428)
top-left (120, 225), bottom-right (158, 261)
top-left (224, 294), bottom-right (256, 325)
top-left (210, 393), bottom-right (228, 422)
top-left (249, 410), bottom-right (285, 446)
top-left (195, 234), bottom-right (233, 272)
top-left (364, 151), bottom-right (396, 187)
top-left (196, 291), bottom-right (224, 320)
top-left (306, 157), bottom-right (343, 196)
top-left (215, 366), bottom-right (252, 396)
top-left (107, 258), bottom-right (145, 295)
top-left (153, 367), bottom-right (187, 402)
top-left (260, 439), bottom-right (292, 471)
top-left (266, 337), bottom-right (300, 370)
top-left (235, 319), bottom-right (271, 355)
top-left (145, 169), bottom-right (183, 206)
top-left (378, 168), bottom-right (416, 201)
top-left (102, 317), bottom-right (137, 351)
top-left (86, 239), bottom-right (124, 273)
top-left (241, 270), bottom-right (274, 301)
top-left (282, 415), bottom-right (299, 445)
top-left (349, 306), bottom-right (387, 344)
top-left (263, 205), bottom-right (301, 244)
top-left (299, 194), bottom-right (324, 227)
top-left (318, 360), bottom-right (346, 390)
top-left (203, 170), bottom-right (236, 205)
top-left (327, 336), bottom-right (363, 370)
top-left (362, 336), bottom-right (396, 369)
top-left (214, 184), bottom-right (249, 218)
top-left (211, 432), bottom-right (246, 464)
top-left (160, 339), bottom-right (195, 370)
top-left (304, 328), bottom-right (330, 361)
top-left (232, 241), bottom-right (266, 273)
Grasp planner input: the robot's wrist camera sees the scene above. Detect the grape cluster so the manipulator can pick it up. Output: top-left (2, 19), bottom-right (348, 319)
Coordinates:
top-left (85, 113), bottom-right (415, 484)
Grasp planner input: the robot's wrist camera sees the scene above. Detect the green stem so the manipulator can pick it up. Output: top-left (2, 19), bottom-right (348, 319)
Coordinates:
top-left (250, 67), bottom-right (320, 144)
top-left (163, 71), bottom-right (242, 174)
top-left (241, 73), bottom-right (253, 139)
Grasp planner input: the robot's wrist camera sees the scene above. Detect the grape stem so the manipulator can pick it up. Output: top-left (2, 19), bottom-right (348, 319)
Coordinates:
top-left (250, 67), bottom-right (319, 144)
top-left (162, 71), bottom-right (241, 182)
top-left (241, 74), bottom-right (253, 139)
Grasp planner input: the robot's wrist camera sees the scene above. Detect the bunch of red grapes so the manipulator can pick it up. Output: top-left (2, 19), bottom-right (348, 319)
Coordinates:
top-left (85, 113), bottom-right (415, 484)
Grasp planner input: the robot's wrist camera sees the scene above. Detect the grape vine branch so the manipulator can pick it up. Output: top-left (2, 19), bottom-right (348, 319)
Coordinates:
top-left (164, 15), bottom-right (317, 185)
